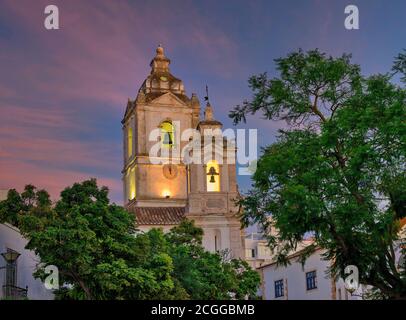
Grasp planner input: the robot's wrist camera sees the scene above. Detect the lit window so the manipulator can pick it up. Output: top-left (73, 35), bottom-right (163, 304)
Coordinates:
top-left (306, 271), bottom-right (317, 290)
top-left (127, 127), bottom-right (133, 158)
top-left (128, 168), bottom-right (136, 200)
top-left (274, 279), bottom-right (284, 298)
top-left (206, 160), bottom-right (220, 192)
top-left (160, 121), bottom-right (174, 148)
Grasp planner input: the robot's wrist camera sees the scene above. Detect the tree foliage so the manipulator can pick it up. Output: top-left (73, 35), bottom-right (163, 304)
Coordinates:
top-left (0, 180), bottom-right (259, 300)
top-left (230, 49), bottom-right (406, 299)
top-left (167, 220), bottom-right (260, 300)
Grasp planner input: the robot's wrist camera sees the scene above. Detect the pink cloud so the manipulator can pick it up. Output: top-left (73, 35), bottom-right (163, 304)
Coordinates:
top-left (0, 116), bottom-right (119, 173)
top-left (0, 159), bottom-right (122, 202)
top-left (0, 0), bottom-right (242, 204)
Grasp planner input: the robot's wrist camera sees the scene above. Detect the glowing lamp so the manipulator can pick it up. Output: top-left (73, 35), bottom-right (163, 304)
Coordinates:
top-left (162, 190), bottom-right (171, 198)
top-left (1, 250), bottom-right (20, 264)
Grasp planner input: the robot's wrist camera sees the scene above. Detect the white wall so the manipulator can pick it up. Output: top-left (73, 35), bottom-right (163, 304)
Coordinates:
top-left (260, 249), bottom-right (360, 300)
top-left (245, 236), bottom-right (274, 269)
top-left (0, 223), bottom-right (54, 300)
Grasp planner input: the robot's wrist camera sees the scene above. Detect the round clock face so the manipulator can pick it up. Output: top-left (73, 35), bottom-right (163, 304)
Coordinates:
top-left (160, 76), bottom-right (168, 82)
top-left (163, 164), bottom-right (178, 179)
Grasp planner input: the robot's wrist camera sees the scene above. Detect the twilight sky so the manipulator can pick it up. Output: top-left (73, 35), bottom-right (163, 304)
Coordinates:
top-left (0, 0), bottom-right (405, 204)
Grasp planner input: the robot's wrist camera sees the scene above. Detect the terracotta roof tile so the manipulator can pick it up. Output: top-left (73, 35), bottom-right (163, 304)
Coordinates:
top-left (133, 207), bottom-right (185, 225)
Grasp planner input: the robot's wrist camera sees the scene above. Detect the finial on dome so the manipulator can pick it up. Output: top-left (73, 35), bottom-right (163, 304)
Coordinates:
top-left (204, 85), bottom-right (210, 104)
top-left (156, 44), bottom-right (164, 56)
top-left (151, 44), bottom-right (170, 73)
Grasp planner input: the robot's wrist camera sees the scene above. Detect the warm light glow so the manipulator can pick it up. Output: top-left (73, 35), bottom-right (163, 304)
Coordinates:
top-left (206, 160), bottom-right (220, 192)
top-left (162, 189), bottom-right (171, 198)
top-left (127, 127), bottom-right (133, 158)
top-left (129, 167), bottom-right (136, 200)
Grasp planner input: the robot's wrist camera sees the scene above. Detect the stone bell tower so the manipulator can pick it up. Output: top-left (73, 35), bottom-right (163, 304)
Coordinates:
top-left (122, 46), bottom-right (245, 258)
top-left (122, 45), bottom-right (199, 209)
top-left (186, 102), bottom-right (244, 258)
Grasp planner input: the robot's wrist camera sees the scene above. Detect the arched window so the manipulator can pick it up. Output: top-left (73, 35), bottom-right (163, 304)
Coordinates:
top-left (127, 127), bottom-right (133, 158)
top-left (160, 121), bottom-right (174, 148)
top-left (206, 160), bottom-right (220, 192)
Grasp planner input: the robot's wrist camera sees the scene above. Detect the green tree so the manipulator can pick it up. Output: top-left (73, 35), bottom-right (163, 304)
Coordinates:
top-left (0, 185), bottom-right (51, 226)
top-left (166, 220), bottom-right (260, 300)
top-left (0, 180), bottom-right (260, 300)
top-left (393, 49), bottom-right (406, 83)
top-left (230, 49), bottom-right (406, 299)
top-left (2, 180), bottom-right (178, 300)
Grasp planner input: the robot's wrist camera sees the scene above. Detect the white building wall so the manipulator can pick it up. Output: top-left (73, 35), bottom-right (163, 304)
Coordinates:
top-left (0, 223), bottom-right (54, 300)
top-left (260, 249), bottom-right (360, 300)
top-left (244, 234), bottom-right (274, 269)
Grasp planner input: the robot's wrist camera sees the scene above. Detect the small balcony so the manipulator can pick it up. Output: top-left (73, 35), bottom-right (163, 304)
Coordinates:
top-left (2, 285), bottom-right (28, 300)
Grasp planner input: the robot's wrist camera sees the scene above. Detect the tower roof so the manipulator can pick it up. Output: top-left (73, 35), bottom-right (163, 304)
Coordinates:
top-left (150, 45), bottom-right (170, 73)
top-left (136, 45), bottom-right (190, 104)
top-left (197, 102), bottom-right (223, 129)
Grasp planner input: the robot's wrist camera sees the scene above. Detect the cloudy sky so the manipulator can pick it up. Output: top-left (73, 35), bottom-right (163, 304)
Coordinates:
top-left (0, 0), bottom-right (405, 203)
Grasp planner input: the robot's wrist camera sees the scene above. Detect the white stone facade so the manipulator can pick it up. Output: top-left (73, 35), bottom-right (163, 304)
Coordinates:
top-left (258, 247), bottom-right (363, 300)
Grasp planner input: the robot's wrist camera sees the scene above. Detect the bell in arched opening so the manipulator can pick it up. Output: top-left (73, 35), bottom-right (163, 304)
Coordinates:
top-left (163, 131), bottom-right (173, 145)
top-left (160, 121), bottom-right (174, 148)
top-left (208, 166), bottom-right (219, 183)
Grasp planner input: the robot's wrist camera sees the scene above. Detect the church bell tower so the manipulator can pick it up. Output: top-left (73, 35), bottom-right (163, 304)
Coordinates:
top-left (122, 46), bottom-right (245, 259)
